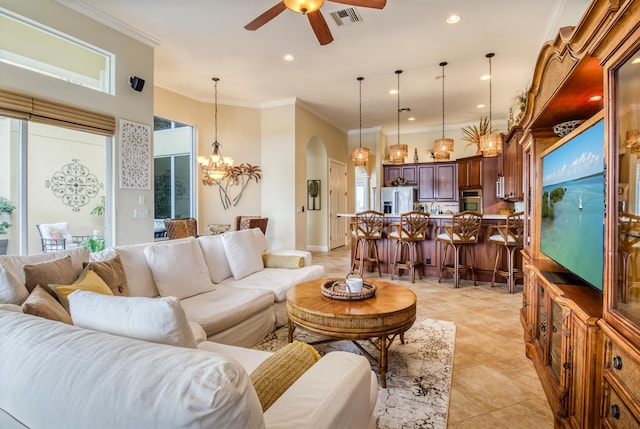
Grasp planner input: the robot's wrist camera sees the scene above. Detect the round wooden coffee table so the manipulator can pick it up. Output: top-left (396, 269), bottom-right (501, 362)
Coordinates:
top-left (286, 278), bottom-right (417, 388)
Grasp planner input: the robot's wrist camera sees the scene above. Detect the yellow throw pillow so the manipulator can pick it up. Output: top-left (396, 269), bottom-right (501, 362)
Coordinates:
top-left (51, 268), bottom-right (113, 310)
top-left (250, 341), bottom-right (320, 411)
top-left (262, 254), bottom-right (304, 269)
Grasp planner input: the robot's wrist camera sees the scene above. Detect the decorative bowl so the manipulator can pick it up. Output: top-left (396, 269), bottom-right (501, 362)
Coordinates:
top-left (208, 224), bottom-right (231, 235)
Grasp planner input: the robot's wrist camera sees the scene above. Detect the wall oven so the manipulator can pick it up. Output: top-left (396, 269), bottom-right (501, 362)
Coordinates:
top-left (459, 190), bottom-right (483, 213)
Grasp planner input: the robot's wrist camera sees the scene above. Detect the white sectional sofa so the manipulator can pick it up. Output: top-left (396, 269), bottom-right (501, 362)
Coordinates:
top-left (94, 227), bottom-right (325, 346)
top-left (0, 228), bottom-right (378, 428)
top-left (0, 306), bottom-right (377, 428)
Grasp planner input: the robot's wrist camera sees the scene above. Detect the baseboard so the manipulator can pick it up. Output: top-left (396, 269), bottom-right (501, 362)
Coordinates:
top-left (307, 245), bottom-right (328, 252)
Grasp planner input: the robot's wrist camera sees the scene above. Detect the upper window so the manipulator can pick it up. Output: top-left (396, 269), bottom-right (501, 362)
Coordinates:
top-left (0, 8), bottom-right (115, 94)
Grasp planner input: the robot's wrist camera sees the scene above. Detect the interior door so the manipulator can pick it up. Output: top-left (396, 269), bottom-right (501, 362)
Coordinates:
top-left (329, 159), bottom-right (347, 249)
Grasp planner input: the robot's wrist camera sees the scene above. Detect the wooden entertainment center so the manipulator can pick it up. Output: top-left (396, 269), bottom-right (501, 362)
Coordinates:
top-left (519, 1), bottom-right (640, 427)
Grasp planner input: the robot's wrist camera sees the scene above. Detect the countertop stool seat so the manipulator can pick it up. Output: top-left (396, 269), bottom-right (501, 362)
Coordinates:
top-left (351, 210), bottom-right (384, 277)
top-left (436, 211), bottom-right (483, 288)
top-left (487, 211), bottom-right (524, 294)
top-left (388, 211), bottom-right (430, 283)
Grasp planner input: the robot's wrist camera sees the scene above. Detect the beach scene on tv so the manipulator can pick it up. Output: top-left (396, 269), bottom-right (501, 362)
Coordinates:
top-left (541, 119), bottom-right (605, 290)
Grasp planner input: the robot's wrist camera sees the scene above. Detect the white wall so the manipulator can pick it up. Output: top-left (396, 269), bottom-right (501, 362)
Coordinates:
top-left (0, 0), bottom-right (155, 245)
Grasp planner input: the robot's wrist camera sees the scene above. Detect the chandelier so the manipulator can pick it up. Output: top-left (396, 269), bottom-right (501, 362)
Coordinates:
top-left (351, 76), bottom-right (369, 167)
top-left (198, 77), bottom-right (234, 183)
top-left (389, 69), bottom-right (408, 164)
top-left (479, 53), bottom-right (502, 157)
top-left (433, 61), bottom-right (453, 161)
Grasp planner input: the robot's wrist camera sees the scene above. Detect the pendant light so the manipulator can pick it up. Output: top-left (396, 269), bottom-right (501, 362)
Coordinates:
top-left (197, 77), bottom-right (234, 184)
top-left (389, 69), bottom-right (408, 164)
top-left (351, 76), bottom-right (369, 167)
top-left (479, 53), bottom-right (502, 157)
top-left (433, 61), bottom-right (453, 161)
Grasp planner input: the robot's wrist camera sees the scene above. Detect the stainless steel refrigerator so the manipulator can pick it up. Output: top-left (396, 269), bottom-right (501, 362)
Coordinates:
top-left (381, 186), bottom-right (416, 214)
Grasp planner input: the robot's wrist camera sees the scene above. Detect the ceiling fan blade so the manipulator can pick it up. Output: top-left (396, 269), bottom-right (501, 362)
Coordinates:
top-left (328, 0), bottom-right (386, 9)
top-left (244, 2), bottom-right (287, 31)
top-left (307, 10), bottom-right (334, 45)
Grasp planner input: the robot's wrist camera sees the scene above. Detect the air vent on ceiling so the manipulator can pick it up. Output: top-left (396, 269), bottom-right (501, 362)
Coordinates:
top-left (330, 8), bottom-right (363, 26)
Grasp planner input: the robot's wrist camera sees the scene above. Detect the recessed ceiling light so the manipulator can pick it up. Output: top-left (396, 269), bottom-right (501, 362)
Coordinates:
top-left (589, 95), bottom-right (602, 102)
top-left (408, 117), bottom-right (415, 121)
top-left (389, 89), bottom-right (398, 95)
top-left (477, 104), bottom-right (486, 108)
top-left (480, 74), bottom-right (490, 81)
top-left (632, 57), bottom-right (640, 64)
top-left (283, 54), bottom-right (295, 62)
top-left (446, 14), bottom-right (461, 24)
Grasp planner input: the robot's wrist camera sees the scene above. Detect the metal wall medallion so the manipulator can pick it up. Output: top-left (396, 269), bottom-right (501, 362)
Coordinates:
top-left (45, 159), bottom-right (104, 212)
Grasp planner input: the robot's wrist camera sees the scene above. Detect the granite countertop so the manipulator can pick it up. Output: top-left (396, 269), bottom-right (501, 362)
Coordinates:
top-left (337, 213), bottom-right (508, 220)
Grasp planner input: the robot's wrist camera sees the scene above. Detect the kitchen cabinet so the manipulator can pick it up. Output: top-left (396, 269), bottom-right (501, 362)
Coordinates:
top-left (457, 155), bottom-right (483, 189)
top-left (417, 162), bottom-right (457, 202)
top-left (502, 127), bottom-right (523, 201)
top-left (383, 165), bottom-right (416, 186)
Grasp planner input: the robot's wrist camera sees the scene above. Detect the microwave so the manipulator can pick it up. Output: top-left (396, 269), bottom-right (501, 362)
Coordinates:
top-left (459, 190), bottom-right (483, 213)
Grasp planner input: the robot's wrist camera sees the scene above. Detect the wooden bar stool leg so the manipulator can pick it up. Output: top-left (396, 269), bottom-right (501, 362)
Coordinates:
top-left (371, 239), bottom-right (381, 277)
top-left (439, 243), bottom-right (448, 283)
top-left (468, 244), bottom-right (478, 286)
top-left (491, 246), bottom-right (501, 287)
top-left (391, 240), bottom-right (400, 280)
top-left (453, 244), bottom-right (461, 288)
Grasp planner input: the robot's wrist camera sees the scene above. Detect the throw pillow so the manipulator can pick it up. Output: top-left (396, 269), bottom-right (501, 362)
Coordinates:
top-left (262, 253), bottom-right (304, 269)
top-left (143, 238), bottom-right (215, 300)
top-left (22, 285), bottom-right (72, 324)
top-left (83, 255), bottom-right (129, 296)
top-left (197, 235), bottom-right (233, 283)
top-left (68, 291), bottom-right (196, 348)
top-left (221, 229), bottom-right (264, 280)
top-left (23, 255), bottom-right (77, 295)
top-left (50, 267), bottom-right (113, 310)
top-left (250, 341), bottom-right (320, 411)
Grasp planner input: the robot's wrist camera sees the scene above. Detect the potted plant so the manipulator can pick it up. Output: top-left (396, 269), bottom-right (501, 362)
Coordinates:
top-left (0, 196), bottom-right (16, 255)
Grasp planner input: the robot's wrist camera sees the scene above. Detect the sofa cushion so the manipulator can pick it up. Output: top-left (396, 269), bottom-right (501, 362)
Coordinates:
top-left (21, 285), bottom-right (72, 324)
top-left (221, 229), bottom-right (264, 280)
top-left (219, 265), bottom-right (325, 302)
top-left (0, 247), bottom-right (89, 305)
top-left (250, 341), bottom-right (320, 411)
top-left (69, 291), bottom-right (196, 348)
top-left (23, 255), bottom-right (77, 295)
top-left (197, 234), bottom-right (233, 283)
top-left (262, 253), bottom-right (304, 269)
top-left (144, 238), bottom-right (215, 300)
top-left (0, 311), bottom-right (266, 429)
top-left (179, 285), bottom-right (274, 337)
top-left (110, 242), bottom-right (161, 297)
top-left (82, 255), bottom-right (129, 296)
top-left (50, 267), bottom-right (113, 310)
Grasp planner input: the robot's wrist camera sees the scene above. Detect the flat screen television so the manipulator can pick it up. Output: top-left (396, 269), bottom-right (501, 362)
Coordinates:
top-left (540, 114), bottom-right (605, 291)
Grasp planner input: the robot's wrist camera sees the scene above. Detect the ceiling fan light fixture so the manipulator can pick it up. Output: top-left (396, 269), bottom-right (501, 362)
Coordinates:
top-left (284, 0), bottom-right (324, 14)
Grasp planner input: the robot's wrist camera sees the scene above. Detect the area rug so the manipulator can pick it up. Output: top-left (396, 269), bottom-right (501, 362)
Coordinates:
top-left (254, 317), bottom-right (456, 429)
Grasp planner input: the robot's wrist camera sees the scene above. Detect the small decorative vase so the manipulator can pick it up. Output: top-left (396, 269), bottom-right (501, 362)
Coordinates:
top-left (413, 148), bottom-right (419, 163)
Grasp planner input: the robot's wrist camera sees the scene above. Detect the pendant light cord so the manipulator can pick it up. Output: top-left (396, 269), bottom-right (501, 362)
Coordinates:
top-left (396, 70), bottom-right (402, 145)
top-left (358, 76), bottom-right (363, 148)
top-left (440, 62), bottom-right (447, 139)
top-left (212, 77), bottom-right (219, 143)
top-left (486, 53), bottom-right (494, 130)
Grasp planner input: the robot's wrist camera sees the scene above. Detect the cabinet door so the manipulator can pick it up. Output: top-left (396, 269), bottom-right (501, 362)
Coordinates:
top-left (435, 164), bottom-right (457, 201)
top-left (458, 160), bottom-right (469, 189)
top-left (468, 157), bottom-right (482, 188)
top-left (417, 165), bottom-right (435, 201)
top-left (402, 165), bottom-right (416, 184)
top-left (384, 166), bottom-right (401, 186)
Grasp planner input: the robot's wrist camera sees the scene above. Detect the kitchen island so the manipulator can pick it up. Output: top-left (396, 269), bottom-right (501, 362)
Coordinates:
top-left (339, 213), bottom-right (520, 285)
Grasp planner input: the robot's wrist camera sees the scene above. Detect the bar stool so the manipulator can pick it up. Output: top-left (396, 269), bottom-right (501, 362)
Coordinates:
top-left (351, 210), bottom-right (384, 277)
top-left (389, 211), bottom-right (430, 283)
top-left (436, 211), bottom-right (483, 288)
top-left (487, 211), bottom-right (524, 293)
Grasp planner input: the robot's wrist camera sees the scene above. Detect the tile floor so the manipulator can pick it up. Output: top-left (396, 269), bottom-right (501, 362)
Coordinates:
top-left (311, 246), bottom-right (554, 429)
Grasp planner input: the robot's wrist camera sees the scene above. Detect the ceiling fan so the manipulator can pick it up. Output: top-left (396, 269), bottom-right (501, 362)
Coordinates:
top-left (244, 0), bottom-right (387, 46)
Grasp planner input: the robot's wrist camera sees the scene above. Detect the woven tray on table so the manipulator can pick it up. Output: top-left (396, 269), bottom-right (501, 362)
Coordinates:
top-left (320, 279), bottom-right (376, 301)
